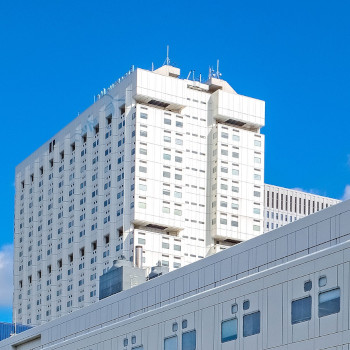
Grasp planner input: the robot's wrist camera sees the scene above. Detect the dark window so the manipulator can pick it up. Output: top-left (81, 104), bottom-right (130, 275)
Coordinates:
top-left (304, 280), bottom-right (312, 292)
top-left (243, 300), bottom-right (250, 310)
top-left (319, 288), bottom-right (340, 318)
top-left (243, 311), bottom-right (260, 337)
top-left (291, 296), bottom-right (311, 324)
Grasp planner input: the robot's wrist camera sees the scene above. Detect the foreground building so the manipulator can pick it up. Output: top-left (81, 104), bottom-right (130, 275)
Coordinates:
top-left (14, 64), bottom-right (265, 325)
top-left (2, 198), bottom-right (350, 349)
top-left (264, 184), bottom-right (340, 232)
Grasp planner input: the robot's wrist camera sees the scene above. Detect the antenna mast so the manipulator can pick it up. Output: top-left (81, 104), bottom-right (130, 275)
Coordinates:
top-left (163, 45), bottom-right (171, 66)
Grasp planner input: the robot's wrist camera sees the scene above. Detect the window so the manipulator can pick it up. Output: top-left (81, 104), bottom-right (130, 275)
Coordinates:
top-left (291, 296), bottom-right (311, 324)
top-left (232, 186), bottom-right (239, 193)
top-left (231, 303), bottom-right (238, 313)
top-left (163, 153), bottom-right (171, 160)
top-left (221, 318), bottom-right (237, 343)
top-left (233, 134), bottom-right (240, 141)
top-left (174, 191), bottom-right (182, 198)
top-left (254, 157), bottom-right (261, 164)
top-left (243, 300), bottom-right (250, 310)
top-left (304, 280), bottom-right (312, 292)
top-left (182, 330), bottom-right (196, 350)
top-left (140, 113), bottom-right (148, 119)
top-left (243, 311), bottom-right (260, 337)
top-left (319, 276), bottom-right (327, 287)
top-left (139, 184), bottom-right (147, 191)
top-left (164, 118), bottom-right (171, 125)
top-left (164, 336), bottom-right (177, 350)
top-left (254, 140), bottom-right (261, 147)
top-left (318, 288), bottom-right (340, 318)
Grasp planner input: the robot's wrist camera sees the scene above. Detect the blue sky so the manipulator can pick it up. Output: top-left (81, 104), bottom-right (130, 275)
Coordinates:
top-left (0, 0), bottom-right (349, 322)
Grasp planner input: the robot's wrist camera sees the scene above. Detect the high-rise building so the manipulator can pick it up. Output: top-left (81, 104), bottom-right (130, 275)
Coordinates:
top-left (264, 184), bottom-right (340, 232)
top-left (13, 64), bottom-right (265, 325)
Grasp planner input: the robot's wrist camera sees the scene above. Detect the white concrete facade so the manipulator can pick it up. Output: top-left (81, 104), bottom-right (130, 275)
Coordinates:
top-left (264, 184), bottom-right (340, 233)
top-left (13, 65), bottom-right (265, 325)
top-left (3, 199), bottom-right (350, 350)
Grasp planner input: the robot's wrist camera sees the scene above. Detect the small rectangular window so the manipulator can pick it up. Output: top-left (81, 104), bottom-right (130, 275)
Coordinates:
top-left (221, 318), bottom-right (237, 343)
top-left (291, 296), bottom-right (311, 324)
top-left (243, 311), bottom-right (260, 337)
top-left (319, 288), bottom-right (340, 318)
top-left (164, 336), bottom-right (177, 350)
top-left (182, 330), bottom-right (196, 350)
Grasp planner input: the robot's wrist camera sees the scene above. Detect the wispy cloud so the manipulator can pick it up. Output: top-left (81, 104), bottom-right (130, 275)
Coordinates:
top-left (0, 244), bottom-right (13, 308)
top-left (291, 187), bottom-right (321, 196)
top-left (342, 185), bottom-right (350, 201)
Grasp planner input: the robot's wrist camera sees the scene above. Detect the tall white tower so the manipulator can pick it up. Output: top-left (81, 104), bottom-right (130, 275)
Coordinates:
top-left (13, 63), bottom-right (265, 325)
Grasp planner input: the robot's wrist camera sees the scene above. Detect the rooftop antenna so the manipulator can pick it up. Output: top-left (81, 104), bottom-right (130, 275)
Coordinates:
top-left (192, 70), bottom-right (195, 81)
top-left (163, 45), bottom-right (171, 66)
top-left (152, 62), bottom-right (154, 71)
top-left (216, 59), bottom-right (222, 79)
top-left (208, 66), bottom-right (213, 80)
top-left (187, 70), bottom-right (192, 80)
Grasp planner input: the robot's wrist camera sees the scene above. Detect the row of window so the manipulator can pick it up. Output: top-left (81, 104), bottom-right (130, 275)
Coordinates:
top-left (266, 191), bottom-right (332, 214)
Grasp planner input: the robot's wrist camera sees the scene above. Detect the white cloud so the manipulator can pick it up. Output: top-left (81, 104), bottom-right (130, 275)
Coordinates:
top-left (0, 244), bottom-right (13, 307)
top-left (342, 185), bottom-right (350, 201)
top-left (291, 187), bottom-right (321, 196)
